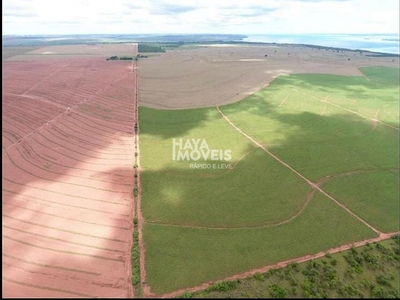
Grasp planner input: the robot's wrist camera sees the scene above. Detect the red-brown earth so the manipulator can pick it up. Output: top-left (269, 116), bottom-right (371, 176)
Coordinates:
top-left (2, 46), bottom-right (137, 297)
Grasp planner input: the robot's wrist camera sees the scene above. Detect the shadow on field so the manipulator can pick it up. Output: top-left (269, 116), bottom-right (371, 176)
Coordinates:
top-left (3, 125), bottom-right (135, 297)
top-left (139, 143), bottom-right (314, 228)
top-left (140, 99), bottom-right (399, 226)
top-left (270, 73), bottom-right (399, 104)
top-left (2, 59), bottom-right (136, 297)
top-left (139, 103), bottom-right (399, 295)
top-left (139, 106), bottom-right (215, 139)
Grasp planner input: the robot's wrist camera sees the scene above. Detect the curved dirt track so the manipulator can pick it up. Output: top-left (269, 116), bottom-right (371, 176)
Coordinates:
top-left (216, 106), bottom-right (382, 236)
top-left (2, 46), bottom-right (138, 298)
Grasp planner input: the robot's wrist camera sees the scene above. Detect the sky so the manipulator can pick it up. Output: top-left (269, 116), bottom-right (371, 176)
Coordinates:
top-left (2, 0), bottom-right (399, 35)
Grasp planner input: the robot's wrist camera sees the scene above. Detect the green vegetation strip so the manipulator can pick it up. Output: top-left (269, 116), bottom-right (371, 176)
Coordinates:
top-left (138, 42), bottom-right (183, 53)
top-left (132, 119), bottom-right (141, 295)
top-left (132, 218), bottom-right (141, 295)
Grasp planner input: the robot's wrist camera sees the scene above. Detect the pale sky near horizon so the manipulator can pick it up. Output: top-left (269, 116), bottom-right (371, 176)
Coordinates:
top-left (2, 0), bottom-right (399, 35)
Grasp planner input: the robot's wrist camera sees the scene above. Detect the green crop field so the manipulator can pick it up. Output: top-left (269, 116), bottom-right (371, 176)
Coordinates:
top-left (322, 170), bottom-right (399, 233)
top-left (144, 193), bottom-right (375, 294)
top-left (359, 66), bottom-right (400, 86)
top-left (140, 106), bottom-right (311, 227)
top-left (139, 66), bottom-right (399, 294)
top-left (182, 237), bottom-right (399, 298)
top-left (141, 147), bottom-right (311, 227)
top-left (220, 72), bottom-right (399, 181)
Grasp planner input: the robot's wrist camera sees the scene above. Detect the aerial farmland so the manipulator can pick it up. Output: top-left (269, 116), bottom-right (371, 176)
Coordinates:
top-left (2, 43), bottom-right (138, 297)
top-left (2, 24), bottom-right (399, 300)
top-left (138, 44), bottom-right (399, 296)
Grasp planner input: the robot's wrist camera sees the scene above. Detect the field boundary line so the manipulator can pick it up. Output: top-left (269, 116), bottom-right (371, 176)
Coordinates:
top-left (215, 106), bottom-right (382, 236)
top-left (136, 62), bottom-right (149, 298)
top-left (130, 44), bottom-right (148, 298)
top-left (124, 43), bottom-right (139, 299)
top-left (157, 232), bottom-right (399, 298)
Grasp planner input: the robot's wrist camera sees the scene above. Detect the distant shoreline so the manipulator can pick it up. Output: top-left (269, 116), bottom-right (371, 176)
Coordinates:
top-left (239, 34), bottom-right (399, 56)
top-left (244, 42), bottom-right (400, 57)
top-left (2, 33), bottom-right (399, 57)
top-left (195, 41), bottom-right (400, 57)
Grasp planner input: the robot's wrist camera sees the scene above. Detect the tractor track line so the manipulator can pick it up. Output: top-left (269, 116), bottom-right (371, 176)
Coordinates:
top-left (215, 106), bottom-right (382, 236)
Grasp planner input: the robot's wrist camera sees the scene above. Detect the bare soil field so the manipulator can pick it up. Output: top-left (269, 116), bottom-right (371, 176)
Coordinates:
top-left (2, 46), bottom-right (40, 61)
top-left (2, 44), bottom-right (138, 297)
top-left (139, 44), bottom-right (398, 109)
top-left (5, 43), bottom-right (137, 61)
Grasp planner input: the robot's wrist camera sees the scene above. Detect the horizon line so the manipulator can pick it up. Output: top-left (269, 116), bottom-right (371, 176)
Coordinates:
top-left (2, 32), bottom-right (400, 37)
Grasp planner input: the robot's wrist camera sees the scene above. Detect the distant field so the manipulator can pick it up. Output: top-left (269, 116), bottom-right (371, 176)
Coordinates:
top-left (4, 43), bottom-right (137, 60)
top-left (2, 46), bottom-right (39, 60)
top-left (140, 66), bottom-right (399, 295)
top-left (359, 66), bottom-right (400, 86)
top-left (138, 45), bottom-right (399, 109)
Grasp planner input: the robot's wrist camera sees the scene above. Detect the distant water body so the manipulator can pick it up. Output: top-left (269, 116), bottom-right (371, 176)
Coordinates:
top-left (242, 34), bottom-right (399, 54)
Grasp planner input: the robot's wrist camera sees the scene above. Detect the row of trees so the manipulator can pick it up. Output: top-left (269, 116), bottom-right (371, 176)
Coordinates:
top-left (106, 55), bottom-right (134, 61)
top-left (106, 54), bottom-right (149, 61)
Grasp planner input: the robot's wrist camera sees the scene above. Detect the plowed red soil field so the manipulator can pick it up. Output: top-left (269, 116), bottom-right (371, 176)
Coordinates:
top-left (2, 46), bottom-right (137, 297)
